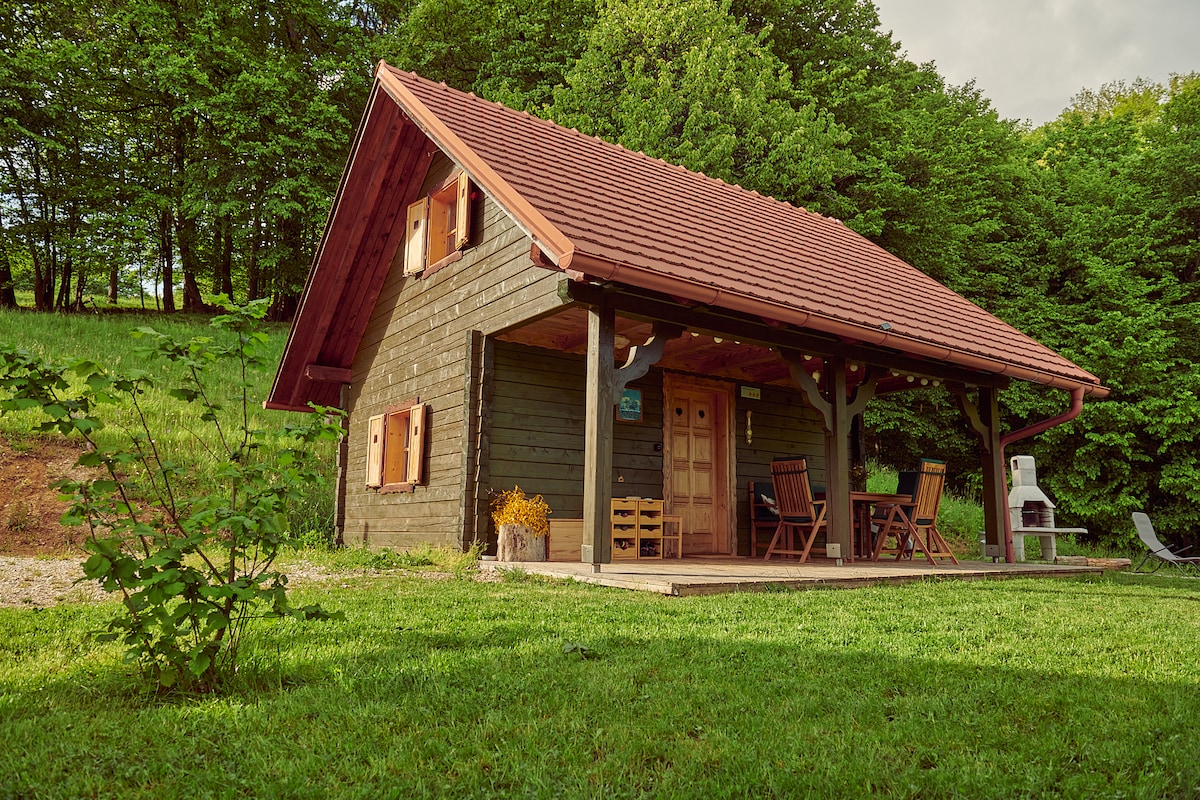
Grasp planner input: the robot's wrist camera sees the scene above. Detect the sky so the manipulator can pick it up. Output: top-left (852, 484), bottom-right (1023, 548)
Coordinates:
top-left (872, 0), bottom-right (1200, 125)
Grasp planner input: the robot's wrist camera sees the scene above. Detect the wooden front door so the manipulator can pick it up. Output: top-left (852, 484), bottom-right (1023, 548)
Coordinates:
top-left (665, 378), bottom-right (731, 554)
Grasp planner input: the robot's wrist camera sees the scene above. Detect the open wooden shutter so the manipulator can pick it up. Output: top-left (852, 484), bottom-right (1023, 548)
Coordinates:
top-left (407, 403), bottom-right (427, 485)
top-left (453, 173), bottom-right (471, 250)
top-left (404, 198), bottom-right (429, 274)
top-left (365, 414), bottom-right (384, 487)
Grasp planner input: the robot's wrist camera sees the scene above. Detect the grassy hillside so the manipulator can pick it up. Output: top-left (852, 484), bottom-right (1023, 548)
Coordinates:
top-left (0, 308), bottom-right (336, 541)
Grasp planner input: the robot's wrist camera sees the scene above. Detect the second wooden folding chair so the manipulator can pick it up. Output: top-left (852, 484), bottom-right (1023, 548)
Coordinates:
top-left (872, 459), bottom-right (958, 565)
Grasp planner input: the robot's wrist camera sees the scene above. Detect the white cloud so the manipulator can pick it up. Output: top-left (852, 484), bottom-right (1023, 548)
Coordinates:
top-left (873, 0), bottom-right (1200, 124)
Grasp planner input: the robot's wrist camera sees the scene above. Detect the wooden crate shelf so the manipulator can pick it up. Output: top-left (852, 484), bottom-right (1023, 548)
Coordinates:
top-left (611, 498), bottom-right (681, 559)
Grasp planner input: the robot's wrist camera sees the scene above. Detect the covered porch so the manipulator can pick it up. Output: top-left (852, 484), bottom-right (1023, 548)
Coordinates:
top-left (486, 276), bottom-right (1093, 569)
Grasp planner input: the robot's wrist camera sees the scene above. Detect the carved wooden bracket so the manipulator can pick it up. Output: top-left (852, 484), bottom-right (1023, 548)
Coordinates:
top-left (610, 322), bottom-right (685, 404)
top-left (846, 366), bottom-right (880, 417)
top-left (783, 352), bottom-right (832, 430)
top-left (949, 382), bottom-right (991, 450)
top-left (783, 354), bottom-right (879, 432)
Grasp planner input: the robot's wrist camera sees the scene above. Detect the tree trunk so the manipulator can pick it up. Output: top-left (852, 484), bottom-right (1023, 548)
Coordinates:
top-left (159, 209), bottom-right (175, 312)
top-left (55, 256), bottom-right (71, 310)
top-left (213, 214), bottom-right (234, 300)
top-left (0, 253), bottom-right (15, 308)
top-left (0, 217), bottom-right (16, 308)
top-left (497, 524), bottom-right (547, 562)
top-left (108, 262), bottom-right (119, 303)
top-left (73, 261), bottom-right (87, 310)
top-left (247, 211), bottom-right (261, 301)
top-left (175, 214), bottom-right (205, 312)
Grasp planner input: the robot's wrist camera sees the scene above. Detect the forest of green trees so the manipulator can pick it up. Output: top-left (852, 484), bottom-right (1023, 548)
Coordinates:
top-left (2, 0), bottom-right (1198, 542)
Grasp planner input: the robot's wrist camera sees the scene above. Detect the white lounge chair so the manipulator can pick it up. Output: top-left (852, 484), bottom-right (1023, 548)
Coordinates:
top-left (1131, 513), bottom-right (1200, 576)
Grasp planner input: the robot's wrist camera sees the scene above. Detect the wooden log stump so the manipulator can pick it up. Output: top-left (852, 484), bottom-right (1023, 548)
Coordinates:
top-left (497, 524), bottom-right (547, 562)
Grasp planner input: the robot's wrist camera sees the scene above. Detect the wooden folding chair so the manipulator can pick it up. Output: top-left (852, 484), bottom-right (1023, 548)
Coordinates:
top-left (763, 458), bottom-right (827, 562)
top-left (872, 459), bottom-right (958, 565)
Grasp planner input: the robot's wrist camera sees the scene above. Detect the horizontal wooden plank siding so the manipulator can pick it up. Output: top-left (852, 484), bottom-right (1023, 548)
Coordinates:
top-left (488, 343), bottom-right (664, 540)
top-left (734, 383), bottom-right (826, 554)
top-left (342, 152), bottom-right (565, 549)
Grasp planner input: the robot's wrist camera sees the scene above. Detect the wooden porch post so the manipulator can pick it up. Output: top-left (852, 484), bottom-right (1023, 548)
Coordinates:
top-left (977, 386), bottom-right (1010, 561)
top-left (582, 304), bottom-right (615, 569)
top-left (823, 356), bottom-right (852, 557)
top-left (953, 383), bottom-right (1009, 562)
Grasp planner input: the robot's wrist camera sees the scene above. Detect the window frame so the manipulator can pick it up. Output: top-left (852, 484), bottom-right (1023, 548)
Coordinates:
top-left (365, 397), bottom-right (427, 494)
top-left (403, 171), bottom-right (472, 276)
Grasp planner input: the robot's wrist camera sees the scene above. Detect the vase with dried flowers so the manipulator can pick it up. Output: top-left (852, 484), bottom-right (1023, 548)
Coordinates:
top-left (491, 486), bottom-right (552, 562)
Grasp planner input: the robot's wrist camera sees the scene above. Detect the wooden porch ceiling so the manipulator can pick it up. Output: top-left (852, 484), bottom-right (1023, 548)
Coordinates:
top-left (494, 286), bottom-right (1000, 396)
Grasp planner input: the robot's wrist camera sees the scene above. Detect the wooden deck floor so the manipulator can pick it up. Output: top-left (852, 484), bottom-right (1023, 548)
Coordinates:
top-left (478, 556), bottom-right (1105, 596)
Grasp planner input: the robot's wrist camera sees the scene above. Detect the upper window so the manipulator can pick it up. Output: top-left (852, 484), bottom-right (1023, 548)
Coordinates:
top-left (404, 172), bottom-right (472, 275)
top-left (365, 398), bottom-right (427, 493)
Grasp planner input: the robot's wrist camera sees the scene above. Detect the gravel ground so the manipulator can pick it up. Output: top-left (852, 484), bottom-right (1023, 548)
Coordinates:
top-left (0, 556), bottom-right (499, 609)
top-left (0, 556), bottom-right (109, 608)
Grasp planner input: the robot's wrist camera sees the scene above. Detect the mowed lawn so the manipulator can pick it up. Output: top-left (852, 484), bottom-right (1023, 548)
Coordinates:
top-left (2, 566), bottom-right (1199, 799)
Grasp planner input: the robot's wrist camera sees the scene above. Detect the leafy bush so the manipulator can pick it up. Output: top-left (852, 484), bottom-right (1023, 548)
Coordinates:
top-left (0, 298), bottom-right (343, 691)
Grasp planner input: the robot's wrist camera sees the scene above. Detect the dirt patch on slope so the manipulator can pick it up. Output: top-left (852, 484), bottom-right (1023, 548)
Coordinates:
top-left (0, 437), bottom-right (89, 556)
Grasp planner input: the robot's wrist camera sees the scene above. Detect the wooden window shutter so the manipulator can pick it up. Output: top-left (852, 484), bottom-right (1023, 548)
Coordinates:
top-left (407, 403), bottom-right (427, 485)
top-left (453, 172), bottom-right (471, 250)
top-left (365, 414), bottom-right (384, 487)
top-left (404, 198), bottom-right (429, 274)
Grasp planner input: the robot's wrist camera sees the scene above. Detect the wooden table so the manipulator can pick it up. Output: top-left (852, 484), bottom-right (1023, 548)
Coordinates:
top-left (849, 492), bottom-right (912, 561)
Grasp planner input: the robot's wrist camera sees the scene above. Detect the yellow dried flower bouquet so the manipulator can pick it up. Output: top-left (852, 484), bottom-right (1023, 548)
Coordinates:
top-left (490, 486), bottom-right (552, 538)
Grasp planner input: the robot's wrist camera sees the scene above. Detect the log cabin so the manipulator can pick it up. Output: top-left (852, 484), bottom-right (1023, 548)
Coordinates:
top-left (267, 62), bottom-right (1107, 565)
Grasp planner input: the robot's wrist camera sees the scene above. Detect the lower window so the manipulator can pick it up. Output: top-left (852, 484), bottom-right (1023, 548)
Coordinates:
top-left (365, 399), bottom-right (427, 493)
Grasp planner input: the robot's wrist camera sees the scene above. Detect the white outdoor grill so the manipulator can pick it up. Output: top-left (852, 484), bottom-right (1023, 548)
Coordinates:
top-left (1008, 455), bottom-right (1088, 561)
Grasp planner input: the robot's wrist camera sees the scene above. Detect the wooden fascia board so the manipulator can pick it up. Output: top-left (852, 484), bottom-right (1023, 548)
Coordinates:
top-left (302, 99), bottom-right (408, 377)
top-left (375, 62), bottom-right (576, 267)
top-left (320, 129), bottom-right (434, 369)
top-left (269, 84), bottom-right (400, 410)
top-left (560, 280), bottom-right (1104, 395)
top-left (263, 400), bottom-right (318, 413)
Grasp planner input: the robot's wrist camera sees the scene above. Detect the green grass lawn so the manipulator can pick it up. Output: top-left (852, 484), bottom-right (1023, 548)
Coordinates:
top-left (3, 562), bottom-right (1199, 799)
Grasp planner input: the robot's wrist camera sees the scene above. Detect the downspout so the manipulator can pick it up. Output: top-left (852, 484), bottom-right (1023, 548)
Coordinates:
top-left (996, 386), bottom-right (1085, 562)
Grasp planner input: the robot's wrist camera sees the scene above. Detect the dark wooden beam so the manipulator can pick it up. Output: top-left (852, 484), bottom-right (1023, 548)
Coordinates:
top-left (582, 304), bottom-right (616, 568)
top-left (952, 383), bottom-right (1009, 561)
top-left (823, 356), bottom-right (852, 559)
top-left (304, 364), bottom-right (353, 384)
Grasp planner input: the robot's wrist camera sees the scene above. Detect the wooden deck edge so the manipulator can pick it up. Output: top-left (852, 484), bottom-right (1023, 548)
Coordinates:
top-left (479, 561), bottom-right (1106, 597)
top-left (670, 566), bottom-right (1104, 596)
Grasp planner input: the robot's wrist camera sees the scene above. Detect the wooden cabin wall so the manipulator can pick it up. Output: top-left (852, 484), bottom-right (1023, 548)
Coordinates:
top-left (488, 342), bottom-right (663, 543)
top-left (341, 153), bottom-right (566, 550)
top-left (734, 385), bottom-right (826, 554)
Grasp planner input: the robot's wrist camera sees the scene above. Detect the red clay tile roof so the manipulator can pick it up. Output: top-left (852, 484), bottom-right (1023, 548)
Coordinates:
top-left (377, 64), bottom-right (1104, 395)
